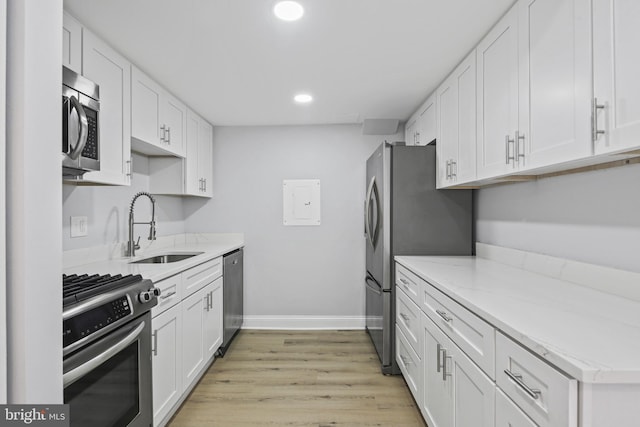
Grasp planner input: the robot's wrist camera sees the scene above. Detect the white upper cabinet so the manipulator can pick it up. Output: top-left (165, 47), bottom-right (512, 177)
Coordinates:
top-left (476, 7), bottom-right (520, 179)
top-left (62, 13), bottom-right (132, 186)
top-left (437, 50), bottom-right (477, 188)
top-left (593, 0), bottom-right (640, 154)
top-left (149, 108), bottom-right (213, 198)
top-left (62, 11), bottom-right (82, 74)
top-left (477, 0), bottom-right (591, 179)
top-left (517, 0), bottom-right (592, 169)
top-left (417, 94), bottom-right (437, 146)
top-left (404, 114), bottom-right (418, 146)
top-left (131, 66), bottom-right (186, 157)
top-left (78, 30), bottom-right (132, 186)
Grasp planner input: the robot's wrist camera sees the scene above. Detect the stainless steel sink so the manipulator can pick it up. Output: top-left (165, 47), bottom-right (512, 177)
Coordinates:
top-left (129, 252), bottom-right (204, 264)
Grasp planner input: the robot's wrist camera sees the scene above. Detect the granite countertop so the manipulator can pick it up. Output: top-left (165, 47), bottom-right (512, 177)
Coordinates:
top-left (395, 254), bottom-right (640, 384)
top-left (64, 233), bottom-right (244, 283)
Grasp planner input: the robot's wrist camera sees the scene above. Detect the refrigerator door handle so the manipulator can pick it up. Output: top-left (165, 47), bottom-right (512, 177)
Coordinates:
top-left (371, 179), bottom-right (380, 246)
top-left (365, 176), bottom-right (375, 247)
top-left (365, 274), bottom-right (382, 296)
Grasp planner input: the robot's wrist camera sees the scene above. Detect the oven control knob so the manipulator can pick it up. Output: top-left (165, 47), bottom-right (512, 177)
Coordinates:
top-left (151, 287), bottom-right (161, 297)
top-left (138, 291), bottom-right (152, 303)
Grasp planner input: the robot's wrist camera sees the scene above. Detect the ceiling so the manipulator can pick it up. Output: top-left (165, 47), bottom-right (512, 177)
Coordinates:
top-left (63, 0), bottom-right (514, 127)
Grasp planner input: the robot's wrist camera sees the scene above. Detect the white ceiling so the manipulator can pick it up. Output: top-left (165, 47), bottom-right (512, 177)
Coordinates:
top-left (63, 0), bottom-right (514, 127)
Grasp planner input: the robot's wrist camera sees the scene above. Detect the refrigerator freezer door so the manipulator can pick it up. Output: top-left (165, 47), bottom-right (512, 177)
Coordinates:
top-left (365, 274), bottom-right (394, 372)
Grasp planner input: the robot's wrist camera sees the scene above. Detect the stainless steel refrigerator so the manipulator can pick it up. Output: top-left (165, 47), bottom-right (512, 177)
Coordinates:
top-left (364, 142), bottom-right (473, 374)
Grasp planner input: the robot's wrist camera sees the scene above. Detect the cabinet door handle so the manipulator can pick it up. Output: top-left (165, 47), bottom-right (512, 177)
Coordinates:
top-left (505, 135), bottom-right (515, 165)
top-left (436, 309), bottom-right (452, 322)
top-left (451, 160), bottom-right (457, 179)
top-left (167, 126), bottom-right (171, 144)
top-left (126, 158), bottom-right (132, 178)
top-left (446, 160), bottom-right (451, 179)
top-left (152, 330), bottom-right (158, 356)
top-left (442, 349), bottom-right (451, 381)
top-left (436, 343), bottom-right (443, 373)
top-left (160, 125), bottom-right (166, 142)
top-left (203, 178), bottom-right (207, 192)
top-left (204, 293), bottom-right (210, 311)
top-left (504, 369), bottom-right (542, 400)
top-left (400, 354), bottom-right (412, 366)
top-left (516, 131), bottom-right (525, 164)
top-left (592, 98), bottom-right (606, 142)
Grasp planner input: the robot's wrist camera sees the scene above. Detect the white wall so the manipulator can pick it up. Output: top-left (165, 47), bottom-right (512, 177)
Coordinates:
top-left (6, 0), bottom-right (62, 403)
top-left (476, 162), bottom-right (640, 273)
top-left (63, 153), bottom-right (185, 251)
top-left (183, 125), bottom-right (396, 327)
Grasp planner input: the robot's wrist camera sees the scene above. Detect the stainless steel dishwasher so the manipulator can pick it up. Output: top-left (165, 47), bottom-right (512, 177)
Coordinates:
top-left (217, 248), bottom-right (243, 356)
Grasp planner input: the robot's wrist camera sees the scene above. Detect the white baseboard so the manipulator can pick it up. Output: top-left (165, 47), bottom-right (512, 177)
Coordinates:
top-left (242, 315), bottom-right (366, 330)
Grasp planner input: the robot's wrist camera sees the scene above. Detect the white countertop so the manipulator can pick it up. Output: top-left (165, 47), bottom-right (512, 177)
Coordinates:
top-left (395, 254), bottom-right (640, 384)
top-left (64, 233), bottom-right (244, 283)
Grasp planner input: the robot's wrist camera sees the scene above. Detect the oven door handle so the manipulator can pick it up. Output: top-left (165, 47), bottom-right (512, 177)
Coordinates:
top-left (63, 321), bottom-right (145, 388)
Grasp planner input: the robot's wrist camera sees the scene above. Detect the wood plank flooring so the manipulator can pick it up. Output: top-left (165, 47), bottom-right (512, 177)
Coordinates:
top-left (168, 330), bottom-right (427, 427)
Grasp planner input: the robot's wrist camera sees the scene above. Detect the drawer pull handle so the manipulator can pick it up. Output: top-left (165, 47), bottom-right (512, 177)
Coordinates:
top-left (399, 278), bottom-right (410, 287)
top-left (436, 309), bottom-right (452, 322)
top-left (160, 291), bottom-right (177, 300)
top-left (400, 355), bottom-right (412, 366)
top-left (504, 370), bottom-right (542, 400)
top-left (399, 313), bottom-right (410, 322)
top-left (436, 343), bottom-right (444, 373)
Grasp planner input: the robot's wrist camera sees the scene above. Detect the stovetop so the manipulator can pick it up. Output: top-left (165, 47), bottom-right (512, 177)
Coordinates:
top-left (63, 273), bottom-right (144, 307)
top-left (62, 272), bottom-right (158, 355)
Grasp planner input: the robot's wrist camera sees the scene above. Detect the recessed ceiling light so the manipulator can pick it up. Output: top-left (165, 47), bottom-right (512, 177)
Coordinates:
top-left (294, 93), bottom-right (313, 104)
top-left (274, 1), bottom-right (304, 21)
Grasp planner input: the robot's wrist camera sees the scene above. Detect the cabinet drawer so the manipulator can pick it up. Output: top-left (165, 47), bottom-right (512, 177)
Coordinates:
top-left (496, 332), bottom-right (577, 427)
top-left (396, 287), bottom-right (422, 357)
top-left (421, 281), bottom-right (495, 378)
top-left (396, 263), bottom-right (421, 306)
top-left (152, 273), bottom-right (182, 317)
top-left (396, 325), bottom-right (422, 405)
top-left (183, 256), bottom-right (222, 297)
top-left (496, 388), bottom-right (537, 427)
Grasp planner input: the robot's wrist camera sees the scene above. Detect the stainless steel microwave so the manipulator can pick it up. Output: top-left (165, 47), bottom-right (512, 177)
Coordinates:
top-left (62, 66), bottom-right (100, 178)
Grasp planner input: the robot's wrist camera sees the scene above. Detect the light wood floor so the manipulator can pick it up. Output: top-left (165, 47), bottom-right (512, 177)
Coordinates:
top-left (168, 330), bottom-right (427, 427)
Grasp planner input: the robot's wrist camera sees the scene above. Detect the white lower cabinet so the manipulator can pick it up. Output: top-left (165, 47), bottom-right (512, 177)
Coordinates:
top-left (152, 303), bottom-right (183, 426)
top-left (421, 312), bottom-right (494, 427)
top-left (496, 332), bottom-right (577, 427)
top-left (181, 285), bottom-right (207, 388)
top-left (496, 388), bottom-right (537, 427)
top-left (151, 258), bottom-right (226, 426)
top-left (203, 277), bottom-right (223, 361)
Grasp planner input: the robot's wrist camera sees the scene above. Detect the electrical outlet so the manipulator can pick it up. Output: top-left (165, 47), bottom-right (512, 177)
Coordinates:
top-left (70, 216), bottom-right (88, 238)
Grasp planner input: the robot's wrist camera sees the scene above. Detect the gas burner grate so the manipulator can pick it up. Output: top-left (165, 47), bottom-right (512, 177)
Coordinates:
top-left (63, 273), bottom-right (143, 307)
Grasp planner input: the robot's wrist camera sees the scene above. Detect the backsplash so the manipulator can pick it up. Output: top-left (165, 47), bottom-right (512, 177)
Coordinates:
top-left (62, 152), bottom-right (185, 251)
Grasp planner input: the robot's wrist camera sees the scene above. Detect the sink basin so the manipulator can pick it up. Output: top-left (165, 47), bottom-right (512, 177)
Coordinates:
top-left (130, 252), bottom-right (204, 264)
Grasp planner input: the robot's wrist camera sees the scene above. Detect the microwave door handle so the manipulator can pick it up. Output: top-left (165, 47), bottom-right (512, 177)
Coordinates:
top-left (67, 95), bottom-right (89, 160)
top-left (63, 320), bottom-right (145, 388)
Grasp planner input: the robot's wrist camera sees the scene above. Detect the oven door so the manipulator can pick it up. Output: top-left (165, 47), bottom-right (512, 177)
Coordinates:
top-left (63, 313), bottom-right (152, 427)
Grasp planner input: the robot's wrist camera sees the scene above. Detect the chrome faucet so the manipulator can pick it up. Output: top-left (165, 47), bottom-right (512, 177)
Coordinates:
top-left (127, 191), bottom-right (157, 257)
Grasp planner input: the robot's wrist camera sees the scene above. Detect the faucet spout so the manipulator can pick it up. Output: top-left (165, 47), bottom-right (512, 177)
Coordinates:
top-left (127, 191), bottom-right (157, 257)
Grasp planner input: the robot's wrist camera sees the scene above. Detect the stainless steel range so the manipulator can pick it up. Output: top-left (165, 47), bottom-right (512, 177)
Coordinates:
top-left (62, 273), bottom-right (159, 427)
